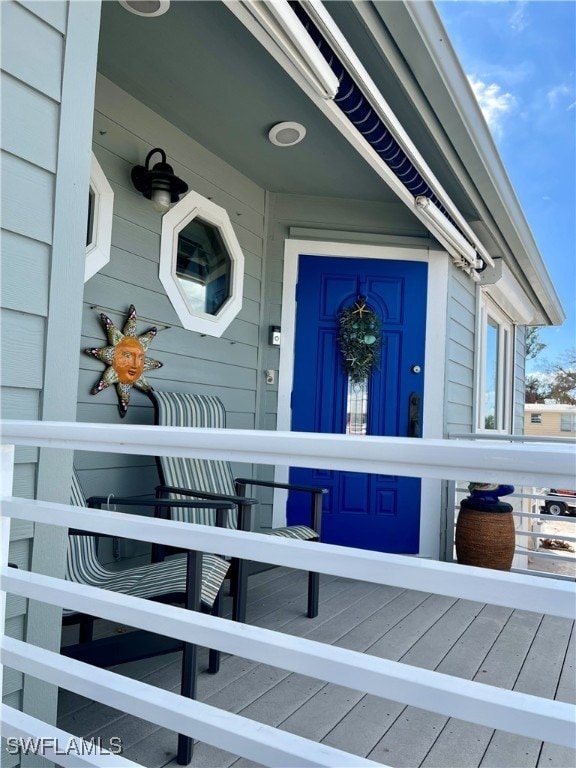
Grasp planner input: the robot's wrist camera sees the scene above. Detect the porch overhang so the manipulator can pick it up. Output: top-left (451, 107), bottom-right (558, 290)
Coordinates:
top-left (224, 0), bottom-right (564, 320)
top-left (229, 0), bottom-right (494, 281)
top-left (369, 0), bottom-right (565, 326)
top-left (96, 0), bottom-right (565, 326)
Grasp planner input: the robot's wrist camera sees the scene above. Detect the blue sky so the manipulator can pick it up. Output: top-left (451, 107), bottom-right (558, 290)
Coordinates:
top-left (436, 0), bottom-right (575, 373)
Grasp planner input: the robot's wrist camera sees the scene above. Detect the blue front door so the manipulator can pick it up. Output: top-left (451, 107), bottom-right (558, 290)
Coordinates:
top-left (287, 255), bottom-right (427, 553)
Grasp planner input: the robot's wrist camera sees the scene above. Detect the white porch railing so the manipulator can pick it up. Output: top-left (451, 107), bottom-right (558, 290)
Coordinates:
top-left (1, 421), bottom-right (575, 768)
top-left (446, 433), bottom-right (576, 579)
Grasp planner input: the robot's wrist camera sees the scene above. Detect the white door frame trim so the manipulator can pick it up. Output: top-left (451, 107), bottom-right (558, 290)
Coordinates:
top-left (274, 238), bottom-right (449, 558)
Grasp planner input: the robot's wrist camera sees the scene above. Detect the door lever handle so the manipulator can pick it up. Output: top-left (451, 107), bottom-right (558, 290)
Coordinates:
top-left (408, 392), bottom-right (421, 438)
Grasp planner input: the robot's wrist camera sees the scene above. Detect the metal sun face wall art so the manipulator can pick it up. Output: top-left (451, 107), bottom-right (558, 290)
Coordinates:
top-left (85, 305), bottom-right (163, 417)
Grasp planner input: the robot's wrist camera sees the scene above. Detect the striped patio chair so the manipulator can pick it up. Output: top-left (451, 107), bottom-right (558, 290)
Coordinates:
top-left (63, 470), bottom-right (233, 765)
top-left (148, 391), bottom-right (328, 624)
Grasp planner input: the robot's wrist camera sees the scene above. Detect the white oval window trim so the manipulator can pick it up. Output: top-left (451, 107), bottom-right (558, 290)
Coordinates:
top-left (159, 191), bottom-right (244, 337)
top-left (85, 152), bottom-right (114, 282)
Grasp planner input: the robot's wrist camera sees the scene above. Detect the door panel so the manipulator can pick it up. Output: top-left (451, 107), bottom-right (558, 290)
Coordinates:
top-left (287, 254), bottom-right (427, 553)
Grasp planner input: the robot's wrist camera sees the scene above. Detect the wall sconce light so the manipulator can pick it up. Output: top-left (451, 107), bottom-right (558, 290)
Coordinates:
top-left (131, 148), bottom-right (188, 213)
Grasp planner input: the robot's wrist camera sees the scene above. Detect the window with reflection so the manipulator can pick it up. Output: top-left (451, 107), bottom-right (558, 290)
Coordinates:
top-left (85, 153), bottom-right (114, 282)
top-left (346, 377), bottom-right (368, 435)
top-left (86, 186), bottom-right (96, 248)
top-left (175, 217), bottom-right (231, 316)
top-left (478, 297), bottom-right (513, 432)
top-left (159, 190), bottom-right (244, 336)
top-left (484, 317), bottom-right (498, 429)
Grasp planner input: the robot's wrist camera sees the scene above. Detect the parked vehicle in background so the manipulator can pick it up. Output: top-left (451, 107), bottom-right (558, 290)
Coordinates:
top-left (543, 489), bottom-right (576, 516)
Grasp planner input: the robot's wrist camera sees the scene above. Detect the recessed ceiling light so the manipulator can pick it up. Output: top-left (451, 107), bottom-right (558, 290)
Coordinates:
top-left (119, 0), bottom-right (170, 17)
top-left (268, 122), bottom-right (307, 147)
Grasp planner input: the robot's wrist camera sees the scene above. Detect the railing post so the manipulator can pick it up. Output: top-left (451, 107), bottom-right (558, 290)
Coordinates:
top-left (0, 444), bottom-right (16, 696)
top-left (443, 480), bottom-right (457, 562)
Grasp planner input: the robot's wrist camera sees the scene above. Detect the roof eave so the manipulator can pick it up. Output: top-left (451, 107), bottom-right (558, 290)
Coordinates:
top-left (373, 0), bottom-right (565, 327)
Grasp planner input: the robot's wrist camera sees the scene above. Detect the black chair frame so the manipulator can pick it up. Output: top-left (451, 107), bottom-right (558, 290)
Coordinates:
top-left (62, 494), bottom-right (234, 765)
top-left (155, 479), bottom-right (327, 624)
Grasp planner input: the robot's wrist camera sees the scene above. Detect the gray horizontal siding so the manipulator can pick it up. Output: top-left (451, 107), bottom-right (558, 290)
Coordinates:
top-left (93, 78), bottom-right (265, 212)
top-left (92, 139), bottom-right (266, 252)
top-left (8, 520), bottom-right (34, 544)
top-left (4, 615), bottom-right (26, 640)
top-left (3, 667), bottom-right (24, 699)
top-left (1, 1), bottom-right (64, 102)
top-left (0, 310), bottom-right (46, 389)
top-left (1, 0), bottom-right (99, 736)
top-left (75, 76), bottom-right (267, 529)
top-left (0, 12), bottom-right (62, 663)
top-left (18, 0), bottom-right (68, 32)
top-left (1, 152), bottom-right (55, 243)
top-left (0, 231), bottom-right (50, 316)
top-left (445, 267), bottom-right (476, 435)
top-left (7, 523), bottom-right (34, 547)
top-left (0, 387), bottom-right (40, 420)
top-left (11, 463), bottom-right (36, 498)
top-left (513, 325), bottom-right (526, 434)
top-left (0, 71), bottom-right (59, 172)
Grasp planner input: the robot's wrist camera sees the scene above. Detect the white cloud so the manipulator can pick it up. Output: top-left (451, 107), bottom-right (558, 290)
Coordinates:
top-left (547, 84), bottom-right (573, 110)
top-left (468, 76), bottom-right (517, 138)
top-left (509, 1), bottom-right (528, 33)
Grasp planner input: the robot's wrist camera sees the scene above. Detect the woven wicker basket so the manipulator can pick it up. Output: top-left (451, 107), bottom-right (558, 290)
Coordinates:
top-left (455, 499), bottom-right (515, 570)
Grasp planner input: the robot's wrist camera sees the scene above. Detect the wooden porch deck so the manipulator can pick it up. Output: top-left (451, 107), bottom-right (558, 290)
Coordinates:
top-left (59, 566), bottom-right (576, 768)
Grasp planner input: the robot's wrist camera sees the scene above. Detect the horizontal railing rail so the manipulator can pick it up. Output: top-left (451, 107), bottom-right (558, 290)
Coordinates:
top-left (1, 421), bottom-right (576, 767)
top-left (449, 432), bottom-right (576, 445)
top-left (449, 480), bottom-right (576, 580)
top-left (2, 500), bottom-right (575, 756)
top-left (2, 420), bottom-right (575, 486)
top-left (3, 497), bottom-right (575, 618)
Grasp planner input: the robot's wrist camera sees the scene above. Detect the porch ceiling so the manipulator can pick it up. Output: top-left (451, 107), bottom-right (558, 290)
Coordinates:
top-left (97, 0), bottom-right (470, 213)
top-left (97, 0), bottom-right (397, 202)
top-left (96, 1), bottom-right (563, 326)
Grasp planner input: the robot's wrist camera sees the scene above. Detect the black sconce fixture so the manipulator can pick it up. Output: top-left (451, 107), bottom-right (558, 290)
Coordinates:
top-left (131, 148), bottom-right (188, 214)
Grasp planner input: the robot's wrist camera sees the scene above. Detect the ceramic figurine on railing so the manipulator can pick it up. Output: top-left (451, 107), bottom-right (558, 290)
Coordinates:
top-left (467, 482), bottom-right (515, 502)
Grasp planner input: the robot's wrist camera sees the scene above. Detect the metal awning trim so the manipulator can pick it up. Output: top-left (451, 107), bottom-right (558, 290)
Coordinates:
top-left (295, 0), bottom-right (495, 269)
top-left (223, 0), bottom-right (339, 99)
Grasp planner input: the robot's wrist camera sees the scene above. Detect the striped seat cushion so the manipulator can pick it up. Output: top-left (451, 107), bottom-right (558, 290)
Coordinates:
top-left (265, 526), bottom-right (318, 541)
top-left (153, 392), bottom-right (238, 529)
top-left (153, 392), bottom-right (320, 540)
top-left (66, 471), bottom-right (229, 612)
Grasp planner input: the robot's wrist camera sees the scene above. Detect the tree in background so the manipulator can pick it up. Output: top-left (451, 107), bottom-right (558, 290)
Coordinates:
top-left (525, 326), bottom-right (546, 361)
top-left (545, 349), bottom-right (576, 405)
top-left (524, 324), bottom-right (575, 404)
top-left (525, 375), bottom-right (548, 404)
top-left (525, 327), bottom-right (548, 403)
